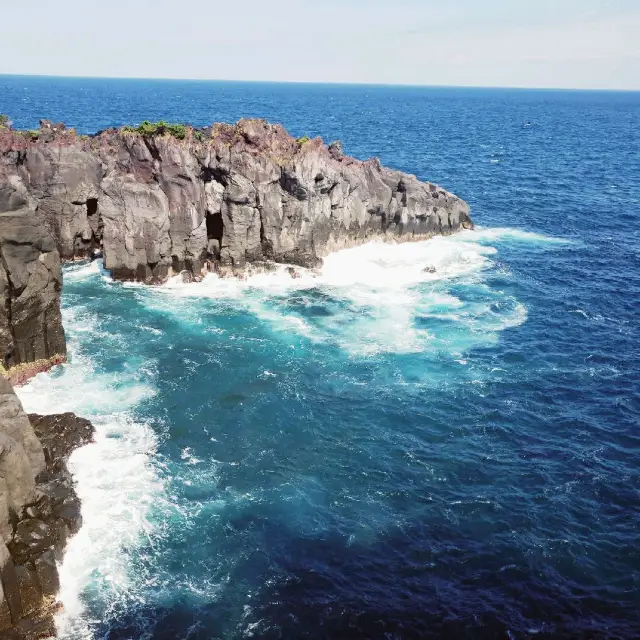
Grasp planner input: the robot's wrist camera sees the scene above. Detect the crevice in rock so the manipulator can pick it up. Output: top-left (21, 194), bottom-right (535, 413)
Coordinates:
top-left (397, 180), bottom-right (408, 207)
top-left (86, 198), bottom-right (98, 218)
top-left (143, 138), bottom-right (162, 164)
top-left (259, 210), bottom-right (274, 260)
top-left (86, 198), bottom-right (103, 256)
top-left (206, 211), bottom-right (223, 244)
top-left (279, 170), bottom-right (309, 201)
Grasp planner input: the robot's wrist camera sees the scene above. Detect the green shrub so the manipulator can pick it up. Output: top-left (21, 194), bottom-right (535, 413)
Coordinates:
top-left (165, 123), bottom-right (186, 139)
top-left (0, 114), bottom-right (9, 128)
top-left (297, 135), bottom-right (311, 145)
top-left (122, 121), bottom-right (187, 140)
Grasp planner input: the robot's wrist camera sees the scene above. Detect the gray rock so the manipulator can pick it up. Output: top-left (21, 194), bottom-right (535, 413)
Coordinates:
top-left (0, 541), bottom-right (21, 623)
top-left (0, 431), bottom-right (37, 521)
top-left (0, 575), bottom-right (13, 632)
top-left (0, 378), bottom-right (45, 480)
top-left (0, 208), bottom-right (66, 375)
top-left (28, 412), bottom-right (94, 472)
top-left (1, 118), bottom-right (472, 287)
top-left (14, 564), bottom-right (42, 617)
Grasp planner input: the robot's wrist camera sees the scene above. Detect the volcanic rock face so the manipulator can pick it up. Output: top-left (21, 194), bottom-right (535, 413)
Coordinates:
top-left (0, 119), bottom-right (472, 286)
top-left (0, 377), bottom-right (94, 638)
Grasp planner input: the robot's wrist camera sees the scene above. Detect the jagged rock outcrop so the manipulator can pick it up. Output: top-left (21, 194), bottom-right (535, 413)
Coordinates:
top-left (1, 118), bottom-right (472, 286)
top-left (0, 117), bottom-right (471, 377)
top-left (0, 377), bottom-right (93, 639)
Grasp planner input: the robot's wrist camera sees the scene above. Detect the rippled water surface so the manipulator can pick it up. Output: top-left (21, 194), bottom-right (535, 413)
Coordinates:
top-left (4, 77), bottom-right (640, 639)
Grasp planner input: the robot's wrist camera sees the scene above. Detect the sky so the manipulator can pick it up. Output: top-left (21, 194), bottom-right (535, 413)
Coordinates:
top-left (1, 0), bottom-right (639, 90)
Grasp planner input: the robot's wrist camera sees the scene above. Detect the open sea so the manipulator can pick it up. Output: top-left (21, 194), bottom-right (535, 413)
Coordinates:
top-left (2, 76), bottom-right (640, 639)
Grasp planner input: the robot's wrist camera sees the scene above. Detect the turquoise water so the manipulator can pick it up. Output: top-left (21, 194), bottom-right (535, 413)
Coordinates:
top-left (5, 77), bottom-right (640, 639)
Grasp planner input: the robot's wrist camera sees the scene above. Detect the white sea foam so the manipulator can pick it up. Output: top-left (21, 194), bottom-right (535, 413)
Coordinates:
top-left (15, 307), bottom-right (163, 639)
top-left (130, 230), bottom-right (540, 356)
top-left (311, 235), bottom-right (523, 355)
top-left (457, 226), bottom-right (574, 245)
top-left (63, 260), bottom-right (102, 281)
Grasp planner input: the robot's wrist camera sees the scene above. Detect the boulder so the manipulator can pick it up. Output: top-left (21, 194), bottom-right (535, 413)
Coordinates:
top-left (28, 413), bottom-right (94, 472)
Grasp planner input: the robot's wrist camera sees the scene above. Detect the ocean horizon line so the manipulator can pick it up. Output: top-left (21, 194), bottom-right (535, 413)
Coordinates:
top-left (1, 72), bottom-right (639, 94)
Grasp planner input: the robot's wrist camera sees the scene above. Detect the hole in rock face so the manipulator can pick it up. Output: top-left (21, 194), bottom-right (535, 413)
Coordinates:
top-left (87, 198), bottom-right (98, 216)
top-left (206, 211), bottom-right (223, 243)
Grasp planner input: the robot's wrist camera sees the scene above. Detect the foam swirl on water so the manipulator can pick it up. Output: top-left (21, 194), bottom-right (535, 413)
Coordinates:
top-left (147, 231), bottom-right (533, 356)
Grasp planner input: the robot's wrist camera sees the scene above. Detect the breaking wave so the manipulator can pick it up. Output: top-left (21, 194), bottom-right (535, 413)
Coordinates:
top-left (16, 306), bottom-right (164, 639)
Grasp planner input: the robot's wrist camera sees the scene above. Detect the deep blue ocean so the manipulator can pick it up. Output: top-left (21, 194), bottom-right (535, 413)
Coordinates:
top-left (3, 76), bottom-right (640, 639)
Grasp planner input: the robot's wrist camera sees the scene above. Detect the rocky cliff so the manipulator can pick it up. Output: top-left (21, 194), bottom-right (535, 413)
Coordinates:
top-left (1, 118), bottom-right (472, 286)
top-left (0, 377), bottom-right (93, 638)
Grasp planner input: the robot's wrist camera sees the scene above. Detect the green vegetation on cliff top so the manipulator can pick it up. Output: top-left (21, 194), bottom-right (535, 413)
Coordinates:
top-left (122, 121), bottom-right (188, 139)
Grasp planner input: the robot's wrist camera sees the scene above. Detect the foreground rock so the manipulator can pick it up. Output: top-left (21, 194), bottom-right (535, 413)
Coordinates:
top-left (0, 377), bottom-right (93, 639)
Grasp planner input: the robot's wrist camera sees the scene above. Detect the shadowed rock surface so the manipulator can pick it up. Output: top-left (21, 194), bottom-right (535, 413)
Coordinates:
top-left (0, 206), bottom-right (66, 383)
top-left (0, 377), bottom-right (94, 639)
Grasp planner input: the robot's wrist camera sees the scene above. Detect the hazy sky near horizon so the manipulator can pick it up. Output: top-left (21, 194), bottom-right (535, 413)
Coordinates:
top-left (2, 0), bottom-right (639, 89)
